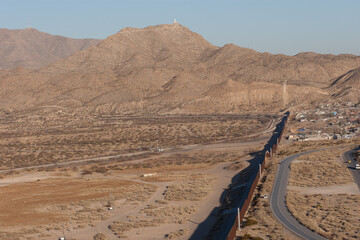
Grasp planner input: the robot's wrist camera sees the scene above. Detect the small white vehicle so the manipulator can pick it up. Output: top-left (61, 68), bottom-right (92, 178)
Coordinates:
top-left (355, 163), bottom-right (360, 170)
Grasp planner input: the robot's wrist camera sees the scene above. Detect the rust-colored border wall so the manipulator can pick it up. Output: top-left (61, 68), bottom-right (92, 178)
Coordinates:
top-left (223, 112), bottom-right (289, 240)
top-left (226, 221), bottom-right (237, 240)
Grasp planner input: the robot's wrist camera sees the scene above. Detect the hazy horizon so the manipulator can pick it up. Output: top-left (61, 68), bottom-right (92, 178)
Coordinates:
top-left (1, 0), bottom-right (360, 55)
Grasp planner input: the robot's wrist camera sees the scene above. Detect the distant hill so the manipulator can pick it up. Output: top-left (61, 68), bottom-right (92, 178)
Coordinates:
top-left (204, 44), bottom-right (360, 88)
top-left (330, 67), bottom-right (360, 102)
top-left (0, 28), bottom-right (101, 70)
top-left (0, 24), bottom-right (359, 114)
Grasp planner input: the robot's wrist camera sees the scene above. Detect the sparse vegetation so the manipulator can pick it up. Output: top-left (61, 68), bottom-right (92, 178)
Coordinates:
top-left (109, 219), bottom-right (165, 237)
top-left (164, 175), bottom-right (215, 201)
top-left (164, 229), bottom-right (189, 239)
top-left (289, 149), bottom-right (353, 187)
top-left (141, 205), bottom-right (197, 224)
top-left (244, 218), bottom-right (258, 227)
top-left (0, 178), bottom-right (156, 231)
top-left (238, 234), bottom-right (264, 240)
top-left (93, 233), bottom-right (107, 240)
top-left (354, 148), bottom-right (360, 163)
top-left (0, 113), bottom-right (270, 239)
top-left (286, 147), bottom-right (360, 239)
top-left (0, 114), bottom-right (267, 169)
top-left (287, 192), bottom-right (360, 239)
top-left (2, 17), bottom-right (360, 240)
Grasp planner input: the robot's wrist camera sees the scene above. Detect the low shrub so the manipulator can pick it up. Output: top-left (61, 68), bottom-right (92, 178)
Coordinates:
top-left (244, 218), bottom-right (258, 227)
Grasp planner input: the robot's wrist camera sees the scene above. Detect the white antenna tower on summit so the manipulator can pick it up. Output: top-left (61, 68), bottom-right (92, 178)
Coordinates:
top-left (26, 18), bottom-right (32, 29)
top-left (173, 18), bottom-right (177, 24)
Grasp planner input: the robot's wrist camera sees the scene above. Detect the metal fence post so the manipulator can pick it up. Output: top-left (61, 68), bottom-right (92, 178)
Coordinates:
top-left (237, 207), bottom-right (241, 230)
top-left (259, 163), bottom-right (262, 178)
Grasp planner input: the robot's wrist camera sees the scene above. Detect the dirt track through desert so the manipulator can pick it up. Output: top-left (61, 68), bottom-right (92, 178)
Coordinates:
top-left (0, 133), bottom-right (269, 240)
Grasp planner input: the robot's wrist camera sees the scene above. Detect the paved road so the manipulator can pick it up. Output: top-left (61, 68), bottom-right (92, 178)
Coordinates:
top-left (270, 145), bottom-right (354, 240)
top-left (342, 148), bottom-right (360, 191)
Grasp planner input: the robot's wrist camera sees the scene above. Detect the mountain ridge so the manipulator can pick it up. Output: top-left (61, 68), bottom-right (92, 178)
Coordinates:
top-left (0, 24), bottom-right (359, 114)
top-left (0, 28), bottom-right (101, 70)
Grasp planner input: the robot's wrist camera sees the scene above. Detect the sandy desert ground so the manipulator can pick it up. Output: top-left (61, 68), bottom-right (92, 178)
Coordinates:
top-left (0, 113), bottom-right (273, 240)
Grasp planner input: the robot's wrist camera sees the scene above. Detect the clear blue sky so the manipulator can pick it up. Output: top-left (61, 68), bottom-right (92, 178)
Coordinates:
top-left (1, 0), bottom-right (359, 55)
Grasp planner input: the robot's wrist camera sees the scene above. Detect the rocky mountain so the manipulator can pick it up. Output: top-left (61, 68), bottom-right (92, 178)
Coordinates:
top-left (0, 28), bottom-right (101, 70)
top-left (0, 24), bottom-right (359, 114)
top-left (330, 67), bottom-right (360, 102)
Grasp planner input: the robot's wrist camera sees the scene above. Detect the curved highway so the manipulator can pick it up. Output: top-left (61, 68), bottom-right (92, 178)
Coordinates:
top-left (270, 145), bottom-right (353, 240)
top-left (342, 148), bottom-right (360, 190)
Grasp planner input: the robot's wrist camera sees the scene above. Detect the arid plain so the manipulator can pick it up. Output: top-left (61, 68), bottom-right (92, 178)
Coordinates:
top-left (0, 112), bottom-right (275, 239)
top-left (0, 23), bottom-right (360, 240)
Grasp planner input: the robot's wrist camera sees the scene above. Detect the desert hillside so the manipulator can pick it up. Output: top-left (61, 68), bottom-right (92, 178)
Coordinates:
top-left (0, 24), bottom-right (359, 114)
top-left (205, 45), bottom-right (360, 87)
top-left (330, 67), bottom-right (360, 102)
top-left (0, 28), bottom-right (101, 70)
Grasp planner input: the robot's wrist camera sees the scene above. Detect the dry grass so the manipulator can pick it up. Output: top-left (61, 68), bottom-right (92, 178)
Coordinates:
top-left (354, 149), bottom-right (360, 163)
top-left (164, 174), bottom-right (215, 201)
top-left (141, 204), bottom-right (197, 224)
top-left (287, 192), bottom-right (360, 239)
top-left (93, 233), bottom-right (107, 240)
top-left (0, 114), bottom-right (266, 169)
top-left (244, 218), bottom-right (258, 227)
top-left (164, 229), bottom-right (189, 239)
top-left (109, 219), bottom-right (165, 238)
top-left (238, 234), bottom-right (264, 240)
top-left (286, 145), bottom-right (360, 239)
top-left (87, 150), bottom-right (246, 174)
top-left (289, 149), bottom-right (354, 187)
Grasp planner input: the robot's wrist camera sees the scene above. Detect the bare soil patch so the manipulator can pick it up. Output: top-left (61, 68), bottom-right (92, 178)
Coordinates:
top-left (0, 178), bottom-right (155, 227)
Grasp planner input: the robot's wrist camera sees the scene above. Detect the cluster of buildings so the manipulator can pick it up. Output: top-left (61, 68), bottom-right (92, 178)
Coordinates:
top-left (288, 102), bottom-right (360, 141)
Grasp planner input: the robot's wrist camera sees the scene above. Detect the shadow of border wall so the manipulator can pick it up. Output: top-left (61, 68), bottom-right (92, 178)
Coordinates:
top-left (189, 111), bottom-right (290, 240)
